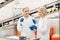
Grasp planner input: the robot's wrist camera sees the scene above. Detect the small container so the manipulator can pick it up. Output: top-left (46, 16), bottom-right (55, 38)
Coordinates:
top-left (19, 36), bottom-right (26, 40)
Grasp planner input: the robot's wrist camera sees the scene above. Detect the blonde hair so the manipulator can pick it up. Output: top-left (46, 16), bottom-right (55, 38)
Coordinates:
top-left (38, 7), bottom-right (47, 15)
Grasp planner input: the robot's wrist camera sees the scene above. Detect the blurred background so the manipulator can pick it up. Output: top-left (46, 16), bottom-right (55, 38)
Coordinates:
top-left (0, 0), bottom-right (60, 40)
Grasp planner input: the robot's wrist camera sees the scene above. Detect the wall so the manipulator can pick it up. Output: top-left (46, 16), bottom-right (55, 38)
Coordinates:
top-left (0, 1), bottom-right (14, 21)
top-left (14, 0), bottom-right (57, 10)
top-left (0, 0), bottom-right (3, 3)
top-left (0, 0), bottom-right (57, 21)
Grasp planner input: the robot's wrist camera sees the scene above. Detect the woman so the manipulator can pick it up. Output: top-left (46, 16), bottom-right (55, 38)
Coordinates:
top-left (37, 7), bottom-right (50, 40)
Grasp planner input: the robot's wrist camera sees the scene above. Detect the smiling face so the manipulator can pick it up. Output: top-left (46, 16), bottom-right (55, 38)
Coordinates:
top-left (38, 9), bottom-right (43, 16)
top-left (23, 7), bottom-right (29, 17)
top-left (38, 7), bottom-right (46, 17)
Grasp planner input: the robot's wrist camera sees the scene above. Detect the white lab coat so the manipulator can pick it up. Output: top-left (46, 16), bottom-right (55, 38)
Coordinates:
top-left (17, 16), bottom-right (37, 39)
top-left (37, 16), bottom-right (50, 40)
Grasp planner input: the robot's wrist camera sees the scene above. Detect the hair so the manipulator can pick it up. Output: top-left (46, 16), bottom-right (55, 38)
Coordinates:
top-left (22, 7), bottom-right (29, 11)
top-left (38, 7), bottom-right (47, 15)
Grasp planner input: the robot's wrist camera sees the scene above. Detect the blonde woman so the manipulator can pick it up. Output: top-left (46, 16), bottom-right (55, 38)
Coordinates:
top-left (37, 7), bottom-right (50, 40)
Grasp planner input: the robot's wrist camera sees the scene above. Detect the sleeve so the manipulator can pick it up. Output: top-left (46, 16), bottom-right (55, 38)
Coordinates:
top-left (40, 19), bottom-right (50, 34)
top-left (17, 18), bottom-right (23, 32)
top-left (17, 18), bottom-right (22, 36)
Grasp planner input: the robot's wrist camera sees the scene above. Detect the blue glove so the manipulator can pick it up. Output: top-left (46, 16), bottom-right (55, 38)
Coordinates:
top-left (29, 25), bottom-right (37, 31)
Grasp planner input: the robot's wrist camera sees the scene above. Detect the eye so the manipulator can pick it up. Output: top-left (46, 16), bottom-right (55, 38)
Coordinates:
top-left (39, 12), bottom-right (41, 13)
top-left (25, 10), bottom-right (29, 12)
top-left (25, 11), bottom-right (27, 12)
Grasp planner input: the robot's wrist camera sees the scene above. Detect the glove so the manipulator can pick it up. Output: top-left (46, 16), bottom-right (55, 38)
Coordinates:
top-left (29, 25), bottom-right (37, 31)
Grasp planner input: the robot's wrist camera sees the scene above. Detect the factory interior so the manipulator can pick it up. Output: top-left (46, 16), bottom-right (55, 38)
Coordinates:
top-left (0, 0), bottom-right (60, 40)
